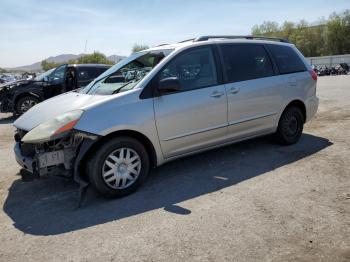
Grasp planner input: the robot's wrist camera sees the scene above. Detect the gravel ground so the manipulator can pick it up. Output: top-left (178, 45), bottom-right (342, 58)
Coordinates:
top-left (0, 75), bottom-right (349, 262)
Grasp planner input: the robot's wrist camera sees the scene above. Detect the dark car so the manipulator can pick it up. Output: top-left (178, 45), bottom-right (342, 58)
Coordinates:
top-left (0, 64), bottom-right (111, 115)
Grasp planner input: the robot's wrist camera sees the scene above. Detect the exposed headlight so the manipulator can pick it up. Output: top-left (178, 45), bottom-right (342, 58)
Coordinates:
top-left (22, 110), bottom-right (84, 143)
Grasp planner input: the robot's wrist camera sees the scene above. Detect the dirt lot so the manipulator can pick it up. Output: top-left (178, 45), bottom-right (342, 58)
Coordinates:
top-left (0, 75), bottom-right (349, 262)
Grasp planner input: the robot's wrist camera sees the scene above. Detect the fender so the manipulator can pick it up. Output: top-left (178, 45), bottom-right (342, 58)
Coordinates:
top-left (27, 91), bottom-right (42, 100)
top-left (14, 91), bottom-right (43, 102)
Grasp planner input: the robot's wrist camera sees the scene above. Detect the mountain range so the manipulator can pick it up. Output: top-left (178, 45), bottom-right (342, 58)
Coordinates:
top-left (6, 54), bottom-right (126, 72)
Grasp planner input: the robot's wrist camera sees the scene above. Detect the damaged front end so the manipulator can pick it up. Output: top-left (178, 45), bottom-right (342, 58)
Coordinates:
top-left (14, 128), bottom-right (99, 177)
top-left (15, 130), bottom-right (82, 176)
top-left (13, 110), bottom-right (100, 203)
top-left (0, 85), bottom-right (12, 113)
top-left (14, 129), bottom-right (99, 206)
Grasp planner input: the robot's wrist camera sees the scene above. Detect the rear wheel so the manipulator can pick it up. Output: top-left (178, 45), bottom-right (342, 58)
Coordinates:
top-left (87, 137), bottom-right (150, 198)
top-left (16, 96), bottom-right (39, 115)
top-left (275, 106), bottom-right (304, 145)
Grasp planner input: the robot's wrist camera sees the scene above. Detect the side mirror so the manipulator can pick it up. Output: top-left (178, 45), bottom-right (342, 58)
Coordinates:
top-left (157, 77), bottom-right (181, 93)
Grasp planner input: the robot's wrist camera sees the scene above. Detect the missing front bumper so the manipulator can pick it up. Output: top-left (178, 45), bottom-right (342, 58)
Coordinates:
top-left (14, 130), bottom-right (99, 179)
top-left (14, 142), bottom-right (75, 176)
top-left (14, 131), bottom-right (100, 206)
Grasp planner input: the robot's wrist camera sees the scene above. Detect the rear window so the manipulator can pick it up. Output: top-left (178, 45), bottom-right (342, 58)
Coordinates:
top-left (219, 44), bottom-right (274, 83)
top-left (77, 67), bottom-right (108, 80)
top-left (268, 45), bottom-right (306, 74)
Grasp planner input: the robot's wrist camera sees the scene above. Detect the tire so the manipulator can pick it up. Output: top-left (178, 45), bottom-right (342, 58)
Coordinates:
top-left (16, 96), bottom-right (40, 115)
top-left (275, 106), bottom-right (304, 145)
top-left (87, 137), bottom-right (150, 198)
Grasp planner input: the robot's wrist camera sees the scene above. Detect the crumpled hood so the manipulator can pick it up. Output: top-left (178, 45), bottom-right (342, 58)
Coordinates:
top-left (0, 79), bottom-right (33, 89)
top-left (14, 92), bottom-right (114, 131)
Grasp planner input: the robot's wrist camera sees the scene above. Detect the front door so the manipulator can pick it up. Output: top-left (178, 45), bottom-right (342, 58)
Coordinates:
top-left (43, 64), bottom-right (67, 99)
top-left (153, 46), bottom-right (228, 158)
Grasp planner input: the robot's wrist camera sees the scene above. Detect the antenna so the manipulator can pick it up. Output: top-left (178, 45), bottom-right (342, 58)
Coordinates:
top-left (84, 40), bottom-right (88, 54)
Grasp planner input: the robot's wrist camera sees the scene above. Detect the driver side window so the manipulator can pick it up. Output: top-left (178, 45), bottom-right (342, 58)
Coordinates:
top-left (159, 47), bottom-right (217, 91)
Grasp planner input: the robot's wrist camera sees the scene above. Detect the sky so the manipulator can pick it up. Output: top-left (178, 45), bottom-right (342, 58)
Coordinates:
top-left (0, 0), bottom-right (349, 68)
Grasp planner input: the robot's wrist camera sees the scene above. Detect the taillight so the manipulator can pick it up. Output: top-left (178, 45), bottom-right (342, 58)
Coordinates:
top-left (309, 69), bottom-right (317, 81)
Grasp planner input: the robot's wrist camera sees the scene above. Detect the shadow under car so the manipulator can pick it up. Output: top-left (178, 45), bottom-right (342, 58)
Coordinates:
top-left (3, 133), bottom-right (332, 236)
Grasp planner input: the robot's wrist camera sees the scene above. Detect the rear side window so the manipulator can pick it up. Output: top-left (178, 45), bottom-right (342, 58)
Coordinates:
top-left (268, 45), bottom-right (306, 74)
top-left (219, 44), bottom-right (274, 83)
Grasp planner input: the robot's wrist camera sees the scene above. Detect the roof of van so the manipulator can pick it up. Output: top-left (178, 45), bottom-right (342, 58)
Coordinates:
top-left (68, 64), bottom-right (112, 68)
top-left (145, 35), bottom-right (293, 52)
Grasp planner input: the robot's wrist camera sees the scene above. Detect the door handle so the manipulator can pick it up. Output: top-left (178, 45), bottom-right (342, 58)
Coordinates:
top-left (210, 91), bottom-right (225, 98)
top-left (228, 87), bottom-right (240, 94)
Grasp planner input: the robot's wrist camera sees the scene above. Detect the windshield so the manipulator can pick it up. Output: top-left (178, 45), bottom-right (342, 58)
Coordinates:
top-left (34, 68), bottom-right (55, 81)
top-left (80, 49), bottom-right (173, 95)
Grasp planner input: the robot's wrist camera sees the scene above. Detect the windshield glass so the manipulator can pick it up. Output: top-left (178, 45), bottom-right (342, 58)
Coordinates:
top-left (34, 68), bottom-right (55, 81)
top-left (80, 49), bottom-right (173, 95)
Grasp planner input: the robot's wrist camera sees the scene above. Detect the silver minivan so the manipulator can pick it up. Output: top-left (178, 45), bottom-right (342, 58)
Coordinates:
top-left (13, 36), bottom-right (319, 197)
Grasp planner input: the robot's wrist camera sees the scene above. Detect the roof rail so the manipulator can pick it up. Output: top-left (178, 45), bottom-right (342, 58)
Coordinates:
top-left (194, 35), bottom-right (289, 43)
top-left (178, 38), bottom-right (196, 43)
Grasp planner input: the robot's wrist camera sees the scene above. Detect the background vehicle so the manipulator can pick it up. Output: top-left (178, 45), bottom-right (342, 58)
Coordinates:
top-left (335, 63), bottom-right (349, 75)
top-left (0, 74), bottom-right (17, 83)
top-left (0, 64), bottom-right (111, 115)
top-left (13, 36), bottom-right (318, 199)
top-left (317, 63), bottom-right (349, 76)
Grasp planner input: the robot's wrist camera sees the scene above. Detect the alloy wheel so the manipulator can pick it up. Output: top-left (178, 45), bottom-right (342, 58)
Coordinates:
top-left (20, 99), bottom-right (37, 113)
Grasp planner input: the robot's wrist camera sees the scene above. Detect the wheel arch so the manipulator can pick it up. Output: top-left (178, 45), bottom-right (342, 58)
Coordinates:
top-left (13, 92), bottom-right (42, 106)
top-left (282, 99), bottom-right (306, 123)
top-left (81, 129), bottom-right (158, 170)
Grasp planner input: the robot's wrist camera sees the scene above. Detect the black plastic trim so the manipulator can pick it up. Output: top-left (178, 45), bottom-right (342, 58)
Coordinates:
top-left (195, 35), bottom-right (289, 43)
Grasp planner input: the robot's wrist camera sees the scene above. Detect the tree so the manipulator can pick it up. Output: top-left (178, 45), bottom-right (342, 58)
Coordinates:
top-left (72, 52), bottom-right (114, 65)
top-left (41, 60), bottom-right (60, 71)
top-left (251, 9), bottom-right (350, 57)
top-left (132, 44), bottom-right (150, 53)
top-left (251, 21), bottom-right (279, 36)
top-left (0, 68), bottom-right (7, 74)
top-left (325, 11), bottom-right (350, 55)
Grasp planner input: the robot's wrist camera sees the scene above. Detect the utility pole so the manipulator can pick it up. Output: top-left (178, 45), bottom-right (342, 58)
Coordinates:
top-left (84, 40), bottom-right (87, 54)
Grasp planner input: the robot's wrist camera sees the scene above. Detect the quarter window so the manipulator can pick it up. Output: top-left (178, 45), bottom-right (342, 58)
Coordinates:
top-left (220, 44), bottom-right (274, 83)
top-left (268, 44), bottom-right (306, 74)
top-left (159, 47), bottom-right (217, 91)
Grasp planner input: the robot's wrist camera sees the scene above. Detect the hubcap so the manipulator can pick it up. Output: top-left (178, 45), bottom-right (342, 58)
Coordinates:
top-left (102, 148), bottom-right (141, 189)
top-left (20, 99), bottom-right (37, 113)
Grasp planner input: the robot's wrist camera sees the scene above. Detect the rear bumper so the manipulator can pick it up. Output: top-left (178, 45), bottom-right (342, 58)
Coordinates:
top-left (305, 95), bottom-right (319, 122)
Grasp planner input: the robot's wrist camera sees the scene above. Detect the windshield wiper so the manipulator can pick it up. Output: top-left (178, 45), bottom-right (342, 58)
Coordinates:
top-left (112, 80), bottom-right (135, 94)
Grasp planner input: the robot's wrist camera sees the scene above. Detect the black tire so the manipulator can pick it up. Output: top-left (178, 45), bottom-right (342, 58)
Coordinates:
top-left (275, 106), bottom-right (304, 145)
top-left (87, 136), bottom-right (150, 198)
top-left (16, 96), bottom-right (40, 115)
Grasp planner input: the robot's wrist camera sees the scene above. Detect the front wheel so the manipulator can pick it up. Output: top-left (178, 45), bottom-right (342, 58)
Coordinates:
top-left (16, 96), bottom-right (39, 115)
top-left (275, 106), bottom-right (304, 145)
top-left (87, 137), bottom-right (150, 198)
